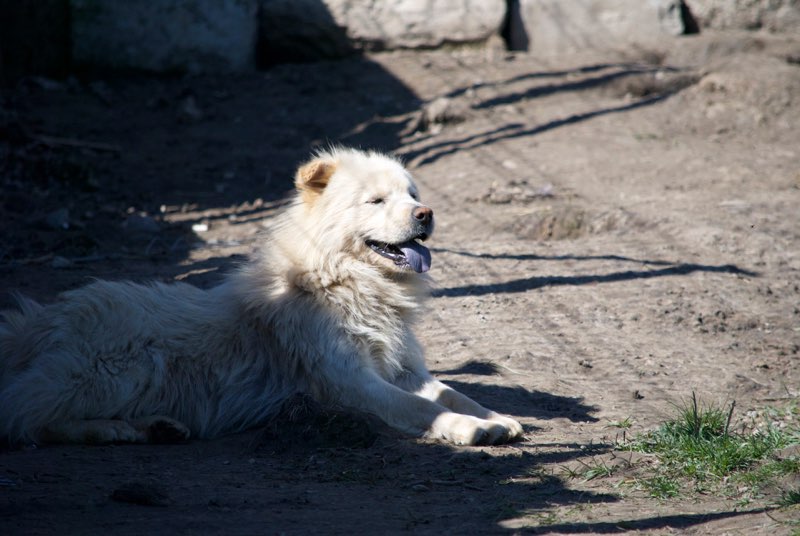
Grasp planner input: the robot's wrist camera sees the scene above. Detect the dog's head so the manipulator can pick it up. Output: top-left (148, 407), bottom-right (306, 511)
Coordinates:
top-left (293, 148), bottom-right (434, 274)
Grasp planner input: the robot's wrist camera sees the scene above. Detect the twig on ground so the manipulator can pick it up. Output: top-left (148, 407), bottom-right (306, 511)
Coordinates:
top-left (34, 134), bottom-right (121, 154)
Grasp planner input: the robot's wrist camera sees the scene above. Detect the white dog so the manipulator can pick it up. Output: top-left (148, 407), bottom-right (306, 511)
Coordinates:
top-left (0, 148), bottom-right (523, 446)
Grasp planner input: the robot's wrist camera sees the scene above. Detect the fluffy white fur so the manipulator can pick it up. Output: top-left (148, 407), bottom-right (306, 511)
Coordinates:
top-left (0, 148), bottom-right (523, 446)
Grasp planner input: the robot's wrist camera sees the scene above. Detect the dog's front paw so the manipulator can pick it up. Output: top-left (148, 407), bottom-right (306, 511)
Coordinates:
top-left (487, 412), bottom-right (524, 441)
top-left (430, 413), bottom-right (513, 446)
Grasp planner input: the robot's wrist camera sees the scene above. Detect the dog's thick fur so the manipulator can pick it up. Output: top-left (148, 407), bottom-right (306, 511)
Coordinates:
top-left (0, 148), bottom-right (523, 446)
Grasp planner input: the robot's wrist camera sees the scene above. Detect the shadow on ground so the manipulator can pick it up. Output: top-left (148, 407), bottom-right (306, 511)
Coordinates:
top-left (401, 62), bottom-right (698, 166)
top-left (2, 58), bottom-right (700, 294)
top-left (522, 508), bottom-right (774, 534)
top-left (439, 380), bottom-right (599, 423)
top-left (0, 404), bottom-right (773, 534)
top-left (431, 248), bottom-right (755, 298)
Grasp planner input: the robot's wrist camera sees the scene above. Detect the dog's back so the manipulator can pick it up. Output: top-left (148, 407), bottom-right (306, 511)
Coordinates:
top-left (0, 280), bottom-right (295, 443)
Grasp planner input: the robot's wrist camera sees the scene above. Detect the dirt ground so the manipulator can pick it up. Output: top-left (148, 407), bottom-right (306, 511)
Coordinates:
top-left (1, 30), bottom-right (799, 534)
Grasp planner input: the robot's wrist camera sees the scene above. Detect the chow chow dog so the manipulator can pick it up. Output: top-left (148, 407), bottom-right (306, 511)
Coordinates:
top-left (0, 148), bottom-right (523, 446)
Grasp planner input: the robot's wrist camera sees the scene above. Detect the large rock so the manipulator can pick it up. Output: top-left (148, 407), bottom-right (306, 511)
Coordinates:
top-left (506, 0), bottom-right (696, 54)
top-left (258, 0), bottom-right (507, 64)
top-left (686, 0), bottom-right (800, 32)
top-left (71, 0), bottom-right (258, 73)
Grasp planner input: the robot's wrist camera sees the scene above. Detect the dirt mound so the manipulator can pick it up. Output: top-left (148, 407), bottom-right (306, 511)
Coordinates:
top-left (511, 206), bottom-right (641, 241)
top-left (662, 44), bottom-right (800, 135)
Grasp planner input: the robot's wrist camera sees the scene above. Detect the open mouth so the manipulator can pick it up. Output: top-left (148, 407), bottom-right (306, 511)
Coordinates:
top-left (366, 237), bottom-right (431, 273)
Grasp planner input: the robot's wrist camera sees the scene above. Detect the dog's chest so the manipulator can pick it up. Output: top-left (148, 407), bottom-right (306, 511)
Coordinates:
top-left (326, 283), bottom-right (415, 378)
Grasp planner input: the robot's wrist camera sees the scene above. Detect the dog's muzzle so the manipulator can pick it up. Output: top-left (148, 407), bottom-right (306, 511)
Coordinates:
top-left (367, 206), bottom-right (434, 273)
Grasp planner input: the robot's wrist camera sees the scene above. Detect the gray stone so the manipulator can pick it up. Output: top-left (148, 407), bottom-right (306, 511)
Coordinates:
top-left (414, 97), bottom-right (468, 133)
top-left (258, 0), bottom-right (507, 63)
top-left (686, 0), bottom-right (800, 32)
top-left (508, 0), bottom-right (694, 55)
top-left (71, 0), bottom-right (258, 73)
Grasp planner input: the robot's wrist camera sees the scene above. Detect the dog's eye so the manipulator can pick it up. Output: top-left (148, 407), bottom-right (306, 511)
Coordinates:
top-left (368, 197), bottom-right (384, 205)
top-left (409, 191), bottom-right (419, 200)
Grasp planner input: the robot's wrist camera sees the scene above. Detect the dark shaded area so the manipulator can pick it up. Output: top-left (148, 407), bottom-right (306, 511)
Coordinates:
top-left (433, 359), bottom-right (599, 424)
top-left (0, 0), bottom-right (426, 291)
top-left (437, 359), bottom-right (503, 376)
top-left (256, 1), bottom-right (356, 67)
top-left (1, 404), bottom-right (776, 534)
top-left (0, 425), bottom-right (620, 534)
top-left (440, 381), bottom-right (600, 423)
top-left (110, 481), bottom-right (172, 507)
top-left (680, 0), bottom-right (701, 35)
top-left (434, 262), bottom-right (756, 298)
top-left (0, 56), bottom-right (421, 288)
top-left (0, 0), bottom-right (71, 83)
top-left (260, 394), bottom-right (382, 450)
top-left (502, 0), bottom-right (530, 52)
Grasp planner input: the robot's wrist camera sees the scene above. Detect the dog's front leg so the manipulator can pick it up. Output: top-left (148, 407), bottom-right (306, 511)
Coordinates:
top-left (313, 365), bottom-right (513, 446)
top-left (279, 306), bottom-right (515, 445)
top-left (393, 369), bottom-right (524, 442)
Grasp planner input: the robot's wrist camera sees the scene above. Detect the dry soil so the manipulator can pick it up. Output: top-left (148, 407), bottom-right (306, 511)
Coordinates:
top-left (1, 30), bottom-right (799, 535)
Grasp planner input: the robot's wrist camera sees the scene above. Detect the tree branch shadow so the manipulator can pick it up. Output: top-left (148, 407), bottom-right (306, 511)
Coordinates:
top-left (521, 508), bottom-right (775, 534)
top-left (433, 247), bottom-right (686, 266)
top-left (433, 262), bottom-right (756, 298)
top-left (444, 63), bottom-right (658, 99)
top-left (403, 93), bottom-right (671, 167)
top-left (473, 65), bottom-right (678, 110)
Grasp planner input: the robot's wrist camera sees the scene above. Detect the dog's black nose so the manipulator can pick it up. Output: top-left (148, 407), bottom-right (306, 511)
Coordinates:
top-left (413, 206), bottom-right (433, 226)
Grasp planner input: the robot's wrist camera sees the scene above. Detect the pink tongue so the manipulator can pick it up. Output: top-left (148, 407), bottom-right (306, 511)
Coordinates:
top-left (398, 241), bottom-right (431, 273)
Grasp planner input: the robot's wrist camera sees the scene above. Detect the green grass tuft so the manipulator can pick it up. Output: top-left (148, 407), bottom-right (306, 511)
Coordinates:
top-left (607, 417), bottom-right (633, 429)
top-left (579, 459), bottom-right (615, 481)
top-left (560, 458), bottom-right (617, 482)
top-left (620, 392), bottom-right (800, 502)
top-left (637, 475), bottom-right (681, 499)
top-left (780, 487), bottom-right (800, 507)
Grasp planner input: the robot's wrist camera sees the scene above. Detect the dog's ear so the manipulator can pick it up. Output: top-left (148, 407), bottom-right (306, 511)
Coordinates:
top-left (295, 159), bottom-right (336, 203)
